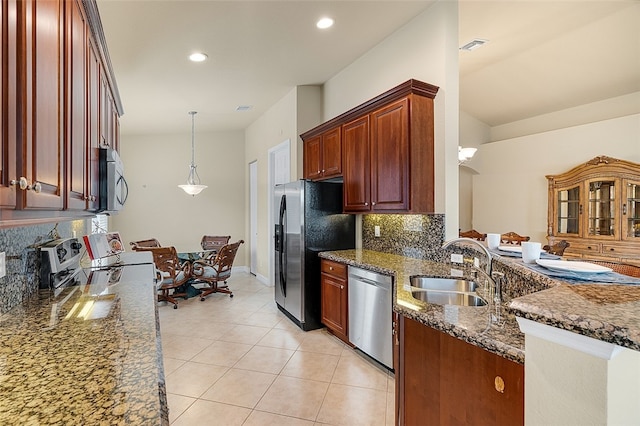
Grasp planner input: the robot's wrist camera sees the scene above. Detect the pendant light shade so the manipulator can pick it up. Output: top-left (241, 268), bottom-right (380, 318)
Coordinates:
top-left (179, 111), bottom-right (207, 195)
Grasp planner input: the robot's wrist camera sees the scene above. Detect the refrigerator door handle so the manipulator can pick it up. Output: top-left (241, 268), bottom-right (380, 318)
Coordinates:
top-left (278, 194), bottom-right (287, 297)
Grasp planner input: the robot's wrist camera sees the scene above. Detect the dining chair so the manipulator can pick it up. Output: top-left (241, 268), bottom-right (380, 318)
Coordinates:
top-left (500, 232), bottom-right (530, 245)
top-left (585, 261), bottom-right (640, 278)
top-left (129, 238), bottom-right (161, 251)
top-left (142, 246), bottom-right (192, 309)
top-left (192, 240), bottom-right (244, 301)
top-left (459, 229), bottom-right (487, 241)
top-left (201, 235), bottom-right (231, 250)
top-left (543, 240), bottom-right (570, 256)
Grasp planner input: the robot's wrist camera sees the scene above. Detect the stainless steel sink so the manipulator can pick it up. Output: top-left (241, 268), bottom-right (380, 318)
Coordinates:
top-left (410, 276), bottom-right (478, 293)
top-left (410, 290), bottom-right (487, 307)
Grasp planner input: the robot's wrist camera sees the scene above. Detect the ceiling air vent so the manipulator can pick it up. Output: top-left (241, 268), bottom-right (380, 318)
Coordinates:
top-left (459, 39), bottom-right (488, 51)
top-left (236, 105), bottom-right (253, 112)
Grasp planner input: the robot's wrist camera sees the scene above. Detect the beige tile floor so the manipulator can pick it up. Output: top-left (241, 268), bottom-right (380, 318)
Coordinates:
top-left (159, 272), bottom-right (395, 426)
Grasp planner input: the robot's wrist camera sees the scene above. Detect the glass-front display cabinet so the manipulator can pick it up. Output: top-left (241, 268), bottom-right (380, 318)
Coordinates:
top-left (547, 156), bottom-right (640, 266)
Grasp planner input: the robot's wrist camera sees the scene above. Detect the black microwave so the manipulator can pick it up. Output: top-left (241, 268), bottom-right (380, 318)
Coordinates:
top-left (98, 147), bottom-right (129, 213)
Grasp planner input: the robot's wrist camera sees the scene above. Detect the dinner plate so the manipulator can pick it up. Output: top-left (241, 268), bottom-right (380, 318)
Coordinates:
top-left (535, 259), bottom-right (612, 273)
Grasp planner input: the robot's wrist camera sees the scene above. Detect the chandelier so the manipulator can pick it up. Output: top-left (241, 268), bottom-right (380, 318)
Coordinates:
top-left (178, 111), bottom-right (207, 196)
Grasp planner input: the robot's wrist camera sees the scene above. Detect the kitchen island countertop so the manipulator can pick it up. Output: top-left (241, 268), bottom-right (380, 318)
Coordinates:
top-left (320, 249), bottom-right (640, 364)
top-left (319, 249), bottom-right (526, 364)
top-left (0, 261), bottom-right (168, 425)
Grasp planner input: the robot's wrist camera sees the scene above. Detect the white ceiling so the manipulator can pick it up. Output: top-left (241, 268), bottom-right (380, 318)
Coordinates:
top-left (97, 1), bottom-right (640, 136)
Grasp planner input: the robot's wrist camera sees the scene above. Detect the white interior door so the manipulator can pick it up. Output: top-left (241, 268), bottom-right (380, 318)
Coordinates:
top-left (249, 161), bottom-right (258, 275)
top-left (268, 139), bottom-right (291, 286)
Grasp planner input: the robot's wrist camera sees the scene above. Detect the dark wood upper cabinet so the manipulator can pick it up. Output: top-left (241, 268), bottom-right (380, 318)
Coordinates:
top-left (0, 0), bottom-right (121, 225)
top-left (301, 79), bottom-right (438, 214)
top-left (20, 0), bottom-right (65, 210)
top-left (65, 0), bottom-right (88, 211)
top-left (342, 116), bottom-right (370, 212)
top-left (370, 98), bottom-right (409, 211)
top-left (0, 0), bottom-right (17, 209)
top-left (303, 126), bottom-right (342, 181)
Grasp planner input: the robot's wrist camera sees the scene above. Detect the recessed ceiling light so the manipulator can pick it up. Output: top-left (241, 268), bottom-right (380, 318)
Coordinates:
top-left (459, 39), bottom-right (488, 51)
top-left (316, 17), bottom-right (334, 29)
top-left (189, 52), bottom-right (208, 62)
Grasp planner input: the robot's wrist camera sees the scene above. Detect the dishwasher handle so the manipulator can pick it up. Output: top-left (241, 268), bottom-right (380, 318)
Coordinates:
top-left (348, 267), bottom-right (392, 289)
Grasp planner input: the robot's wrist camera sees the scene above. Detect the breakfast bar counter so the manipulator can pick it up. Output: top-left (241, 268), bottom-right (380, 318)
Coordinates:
top-left (0, 261), bottom-right (168, 425)
top-left (319, 249), bottom-right (527, 363)
top-left (320, 249), bottom-right (640, 364)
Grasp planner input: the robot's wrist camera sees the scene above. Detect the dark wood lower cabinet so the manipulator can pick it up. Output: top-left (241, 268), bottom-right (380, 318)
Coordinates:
top-left (320, 259), bottom-right (349, 344)
top-left (397, 315), bottom-right (524, 426)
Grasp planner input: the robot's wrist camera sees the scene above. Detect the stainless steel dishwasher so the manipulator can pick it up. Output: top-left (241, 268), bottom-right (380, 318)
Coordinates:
top-left (348, 266), bottom-right (393, 369)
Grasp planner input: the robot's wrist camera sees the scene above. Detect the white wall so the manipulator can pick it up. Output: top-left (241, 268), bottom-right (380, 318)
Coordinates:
top-left (244, 86), bottom-right (322, 282)
top-left (111, 130), bottom-right (247, 265)
top-left (323, 1), bottom-right (460, 238)
top-left (471, 113), bottom-right (640, 243)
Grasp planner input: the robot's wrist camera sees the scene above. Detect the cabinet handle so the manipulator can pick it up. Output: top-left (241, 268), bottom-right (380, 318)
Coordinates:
top-left (587, 246), bottom-right (592, 250)
top-left (372, 202), bottom-right (376, 206)
top-left (579, 204), bottom-right (583, 214)
top-left (28, 182), bottom-right (42, 193)
top-left (10, 177), bottom-right (28, 190)
top-left (322, 169), bottom-right (325, 173)
top-left (494, 376), bottom-right (505, 393)
top-left (364, 202), bottom-right (368, 206)
top-left (610, 248), bottom-right (615, 252)
top-left (329, 266), bottom-right (334, 270)
top-left (623, 203), bottom-right (627, 215)
top-left (340, 285), bottom-right (344, 289)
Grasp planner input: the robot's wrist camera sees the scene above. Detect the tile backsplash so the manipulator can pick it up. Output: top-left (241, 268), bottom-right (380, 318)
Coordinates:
top-left (0, 220), bottom-right (90, 314)
top-left (362, 214), bottom-right (446, 261)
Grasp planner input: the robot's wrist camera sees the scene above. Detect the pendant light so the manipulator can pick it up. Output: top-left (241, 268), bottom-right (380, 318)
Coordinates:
top-left (178, 111), bottom-right (207, 195)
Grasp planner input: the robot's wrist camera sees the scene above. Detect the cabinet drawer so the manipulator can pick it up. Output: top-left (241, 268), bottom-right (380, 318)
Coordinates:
top-left (321, 259), bottom-right (347, 278)
top-left (566, 241), bottom-right (601, 254)
top-left (601, 244), bottom-right (640, 259)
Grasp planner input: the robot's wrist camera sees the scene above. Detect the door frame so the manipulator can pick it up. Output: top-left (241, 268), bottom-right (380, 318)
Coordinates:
top-left (249, 160), bottom-right (258, 275)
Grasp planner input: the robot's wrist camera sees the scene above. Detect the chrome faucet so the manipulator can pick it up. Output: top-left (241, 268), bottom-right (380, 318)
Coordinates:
top-left (442, 237), bottom-right (503, 303)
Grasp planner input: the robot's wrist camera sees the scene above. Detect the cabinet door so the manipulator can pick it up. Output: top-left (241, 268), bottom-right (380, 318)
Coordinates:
top-left (342, 115), bottom-right (370, 212)
top-left (65, 0), bottom-right (87, 210)
top-left (399, 316), bottom-right (524, 426)
top-left (370, 98), bottom-right (409, 211)
top-left (21, 0), bottom-right (64, 209)
top-left (0, 0), bottom-right (17, 208)
top-left (304, 135), bottom-right (322, 180)
top-left (439, 327), bottom-right (524, 425)
top-left (399, 315), bottom-right (441, 425)
top-left (320, 273), bottom-right (348, 339)
top-left (585, 178), bottom-right (617, 239)
top-left (86, 37), bottom-right (101, 211)
top-left (622, 179), bottom-right (640, 241)
top-left (321, 127), bottom-right (342, 178)
top-left (553, 184), bottom-right (582, 236)
top-left (100, 73), bottom-right (112, 148)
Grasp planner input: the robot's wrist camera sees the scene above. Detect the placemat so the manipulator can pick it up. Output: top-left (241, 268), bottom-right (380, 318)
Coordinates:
top-left (524, 262), bottom-right (640, 285)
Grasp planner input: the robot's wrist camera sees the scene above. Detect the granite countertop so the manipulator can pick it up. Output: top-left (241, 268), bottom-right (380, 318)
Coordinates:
top-left (321, 249), bottom-right (640, 365)
top-left (501, 257), bottom-right (640, 351)
top-left (319, 249), bottom-right (526, 364)
top-left (0, 262), bottom-right (168, 425)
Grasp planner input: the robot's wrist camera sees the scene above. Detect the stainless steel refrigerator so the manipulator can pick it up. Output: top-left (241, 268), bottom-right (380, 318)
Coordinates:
top-left (274, 180), bottom-right (355, 331)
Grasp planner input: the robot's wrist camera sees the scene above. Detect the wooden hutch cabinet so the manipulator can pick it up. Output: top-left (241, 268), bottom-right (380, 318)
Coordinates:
top-left (547, 156), bottom-right (640, 265)
top-left (301, 79), bottom-right (438, 214)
